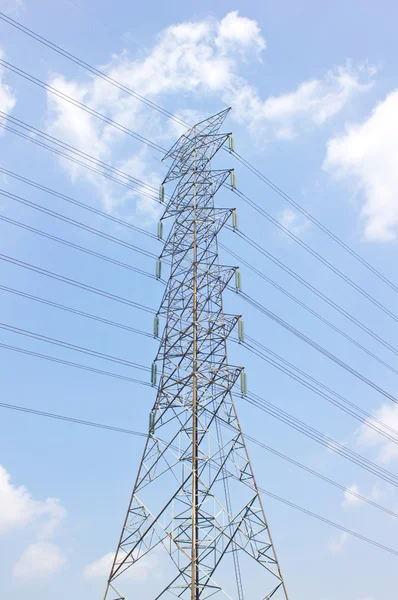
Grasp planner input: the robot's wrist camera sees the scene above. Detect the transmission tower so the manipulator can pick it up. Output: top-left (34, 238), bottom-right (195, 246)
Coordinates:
top-left (103, 109), bottom-right (289, 600)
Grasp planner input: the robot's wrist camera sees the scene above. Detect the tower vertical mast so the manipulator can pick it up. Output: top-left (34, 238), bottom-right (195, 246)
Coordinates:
top-left (191, 131), bottom-right (199, 600)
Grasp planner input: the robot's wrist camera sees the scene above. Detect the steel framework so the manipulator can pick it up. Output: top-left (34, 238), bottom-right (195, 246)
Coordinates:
top-left (103, 109), bottom-right (289, 600)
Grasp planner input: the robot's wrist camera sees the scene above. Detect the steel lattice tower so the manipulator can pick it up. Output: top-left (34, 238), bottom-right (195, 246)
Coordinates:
top-left (103, 109), bottom-right (289, 600)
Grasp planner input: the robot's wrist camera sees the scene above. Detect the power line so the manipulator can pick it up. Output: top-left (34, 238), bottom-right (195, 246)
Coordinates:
top-left (238, 291), bottom-right (398, 407)
top-left (240, 430), bottom-right (398, 520)
top-left (222, 241), bottom-right (398, 376)
top-left (0, 341), bottom-right (152, 386)
top-left (0, 121), bottom-right (159, 198)
top-left (0, 188), bottom-right (160, 261)
top-left (242, 391), bottom-right (398, 487)
top-left (0, 213), bottom-right (160, 281)
top-left (0, 166), bottom-right (158, 240)
top-left (230, 231), bottom-right (398, 357)
top-left (0, 252), bottom-right (157, 313)
top-left (256, 485), bottom-right (398, 557)
top-left (232, 187), bottom-right (398, 325)
top-left (0, 399), bottom-right (148, 436)
top-left (0, 321), bottom-right (151, 371)
top-left (1, 399), bottom-right (397, 556)
top-left (239, 338), bottom-right (398, 446)
top-left (0, 111), bottom-right (162, 199)
top-left (0, 58), bottom-right (166, 153)
top-left (0, 284), bottom-right (155, 337)
top-left (231, 150), bottom-right (398, 296)
top-left (0, 11), bottom-right (189, 128)
top-left (244, 335), bottom-right (398, 440)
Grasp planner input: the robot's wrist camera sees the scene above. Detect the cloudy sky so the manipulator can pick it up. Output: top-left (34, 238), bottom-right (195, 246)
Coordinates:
top-left (1, 1), bottom-right (398, 599)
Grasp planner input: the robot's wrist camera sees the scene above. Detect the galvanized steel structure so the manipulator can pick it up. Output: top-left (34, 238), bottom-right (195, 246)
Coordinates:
top-left (103, 110), bottom-right (289, 600)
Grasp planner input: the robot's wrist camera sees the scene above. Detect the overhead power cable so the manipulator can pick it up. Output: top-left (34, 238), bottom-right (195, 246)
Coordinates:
top-left (230, 231), bottom-right (398, 358)
top-left (0, 400), bottom-right (149, 436)
top-left (223, 242), bottom-right (398, 376)
top-left (0, 111), bottom-right (161, 199)
top-left (256, 484), bottom-right (398, 557)
top-left (0, 58), bottom-right (166, 153)
top-left (1, 398), bottom-right (397, 556)
top-left (0, 253), bottom-right (157, 314)
top-left (233, 187), bottom-right (398, 325)
top-left (238, 337), bottom-right (398, 446)
top-left (0, 121), bottom-right (158, 198)
top-left (0, 322), bottom-right (150, 371)
top-left (0, 188), bottom-right (160, 261)
top-left (0, 11), bottom-right (189, 128)
top-left (240, 430), bottom-right (398, 520)
top-left (238, 291), bottom-right (398, 407)
top-left (0, 284), bottom-right (155, 338)
top-left (243, 335), bottom-right (398, 440)
top-left (0, 341), bottom-right (152, 386)
top-left (231, 150), bottom-right (398, 296)
top-left (0, 166), bottom-right (158, 241)
top-left (0, 213), bottom-right (159, 281)
top-left (241, 391), bottom-right (398, 487)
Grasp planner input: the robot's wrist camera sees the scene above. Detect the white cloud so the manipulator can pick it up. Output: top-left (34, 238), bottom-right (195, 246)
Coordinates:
top-left (83, 551), bottom-right (114, 579)
top-left (0, 464), bottom-right (66, 537)
top-left (228, 62), bottom-right (374, 139)
top-left (0, 465), bottom-right (68, 581)
top-left (216, 11), bottom-right (266, 55)
top-left (324, 90), bottom-right (398, 241)
top-left (44, 12), bottom-right (371, 220)
top-left (342, 482), bottom-right (391, 510)
top-left (83, 549), bottom-right (160, 582)
top-left (13, 542), bottom-right (66, 581)
top-left (342, 484), bottom-right (364, 508)
top-left (355, 403), bottom-right (398, 463)
top-left (0, 48), bottom-right (17, 119)
top-left (328, 531), bottom-right (349, 554)
top-left (279, 208), bottom-right (310, 236)
top-left (0, 0), bottom-right (24, 15)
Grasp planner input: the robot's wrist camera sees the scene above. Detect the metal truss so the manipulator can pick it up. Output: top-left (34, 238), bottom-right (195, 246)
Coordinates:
top-left (103, 109), bottom-right (289, 600)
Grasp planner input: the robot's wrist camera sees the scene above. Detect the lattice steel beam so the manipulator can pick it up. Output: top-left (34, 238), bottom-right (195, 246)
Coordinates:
top-left (103, 109), bottom-right (289, 600)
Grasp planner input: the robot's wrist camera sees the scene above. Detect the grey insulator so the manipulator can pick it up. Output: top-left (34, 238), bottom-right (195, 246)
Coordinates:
top-left (153, 316), bottom-right (159, 337)
top-left (149, 411), bottom-right (155, 433)
top-left (156, 260), bottom-right (162, 279)
top-left (240, 370), bottom-right (247, 396)
top-left (159, 184), bottom-right (165, 203)
top-left (238, 318), bottom-right (244, 342)
top-left (232, 210), bottom-right (238, 230)
top-left (151, 362), bottom-right (157, 386)
top-left (235, 269), bottom-right (241, 292)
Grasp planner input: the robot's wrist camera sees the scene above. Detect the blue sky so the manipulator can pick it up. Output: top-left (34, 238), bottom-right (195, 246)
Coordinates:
top-left (0, 0), bottom-right (398, 598)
